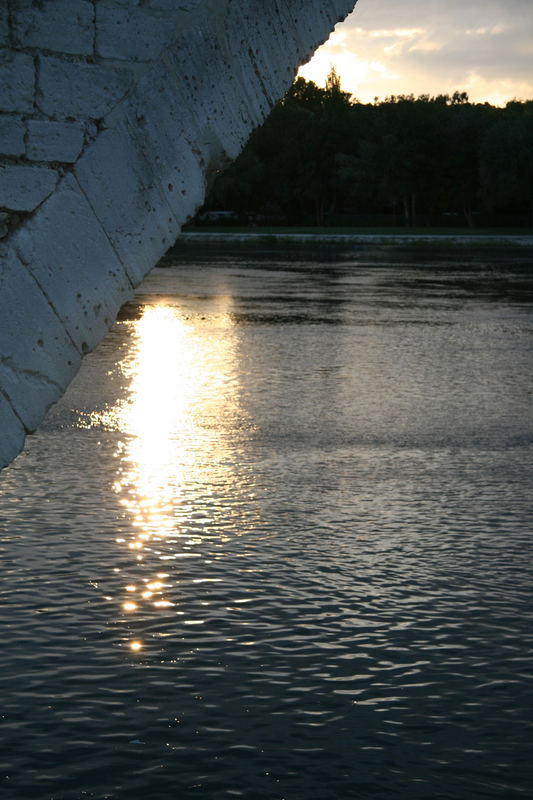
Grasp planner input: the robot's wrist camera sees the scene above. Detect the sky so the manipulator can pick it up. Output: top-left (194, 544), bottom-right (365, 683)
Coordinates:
top-left (298, 0), bottom-right (533, 105)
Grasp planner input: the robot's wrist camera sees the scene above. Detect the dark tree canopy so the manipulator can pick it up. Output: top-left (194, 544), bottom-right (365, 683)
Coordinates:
top-left (197, 74), bottom-right (533, 229)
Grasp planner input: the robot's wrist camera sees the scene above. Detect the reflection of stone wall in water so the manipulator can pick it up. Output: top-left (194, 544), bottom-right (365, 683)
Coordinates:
top-left (0, 0), bottom-right (356, 469)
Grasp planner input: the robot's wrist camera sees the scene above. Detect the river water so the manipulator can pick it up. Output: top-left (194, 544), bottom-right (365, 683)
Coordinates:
top-left (1, 243), bottom-right (532, 799)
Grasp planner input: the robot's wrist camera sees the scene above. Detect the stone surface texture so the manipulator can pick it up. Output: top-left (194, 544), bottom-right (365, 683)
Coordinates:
top-left (0, 0), bottom-right (356, 469)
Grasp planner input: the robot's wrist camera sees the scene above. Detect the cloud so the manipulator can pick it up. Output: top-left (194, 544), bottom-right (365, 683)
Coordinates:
top-left (408, 41), bottom-right (443, 53)
top-left (463, 72), bottom-right (533, 107)
top-left (367, 28), bottom-right (425, 39)
top-left (298, 0), bottom-right (533, 104)
top-left (466, 25), bottom-right (507, 36)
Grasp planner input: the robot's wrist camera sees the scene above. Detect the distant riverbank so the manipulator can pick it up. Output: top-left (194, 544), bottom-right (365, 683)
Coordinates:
top-left (178, 228), bottom-right (533, 248)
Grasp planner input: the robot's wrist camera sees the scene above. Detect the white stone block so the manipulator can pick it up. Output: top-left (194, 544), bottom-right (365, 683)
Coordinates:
top-left (96, 7), bottom-right (174, 61)
top-left (287, 0), bottom-right (350, 54)
top-left (0, 393), bottom-right (25, 470)
top-left (0, 247), bottom-right (81, 431)
top-left (0, 164), bottom-right (57, 212)
top-left (167, 26), bottom-right (260, 162)
top-left (330, 0), bottom-right (357, 18)
top-left (224, 3), bottom-right (291, 107)
top-left (37, 57), bottom-right (135, 120)
top-left (74, 124), bottom-right (178, 286)
top-left (0, 51), bottom-right (35, 114)
top-left (12, 0), bottom-right (95, 57)
top-left (0, 117), bottom-right (25, 157)
top-left (124, 60), bottom-right (206, 222)
top-left (26, 120), bottom-right (85, 163)
top-left (12, 175), bottom-right (133, 353)
top-left (0, 7), bottom-right (8, 47)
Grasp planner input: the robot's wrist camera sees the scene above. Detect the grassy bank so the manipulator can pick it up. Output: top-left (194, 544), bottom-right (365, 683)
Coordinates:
top-left (175, 227), bottom-right (533, 250)
top-left (183, 225), bottom-right (532, 236)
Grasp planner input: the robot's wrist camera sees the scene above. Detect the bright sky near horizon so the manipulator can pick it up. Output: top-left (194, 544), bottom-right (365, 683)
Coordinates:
top-left (298, 0), bottom-right (533, 105)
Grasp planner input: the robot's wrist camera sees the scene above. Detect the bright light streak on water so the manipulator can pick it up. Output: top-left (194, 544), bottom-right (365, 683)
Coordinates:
top-left (82, 299), bottom-right (245, 645)
top-left (0, 243), bottom-right (532, 799)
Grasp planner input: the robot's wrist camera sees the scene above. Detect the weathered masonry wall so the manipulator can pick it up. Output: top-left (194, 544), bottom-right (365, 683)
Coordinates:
top-left (0, 0), bottom-right (356, 469)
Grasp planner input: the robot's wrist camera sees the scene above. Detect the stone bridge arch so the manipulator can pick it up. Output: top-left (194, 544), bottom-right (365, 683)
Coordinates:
top-left (0, 0), bottom-right (356, 468)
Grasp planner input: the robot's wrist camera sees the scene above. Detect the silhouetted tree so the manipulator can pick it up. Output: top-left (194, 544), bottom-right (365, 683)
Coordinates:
top-left (480, 102), bottom-right (533, 225)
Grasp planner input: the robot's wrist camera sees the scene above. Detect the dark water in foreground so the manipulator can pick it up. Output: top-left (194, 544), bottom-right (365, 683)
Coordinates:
top-left (1, 244), bottom-right (532, 799)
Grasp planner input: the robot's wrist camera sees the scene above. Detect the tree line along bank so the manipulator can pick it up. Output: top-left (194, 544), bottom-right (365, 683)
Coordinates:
top-left (193, 71), bottom-right (533, 229)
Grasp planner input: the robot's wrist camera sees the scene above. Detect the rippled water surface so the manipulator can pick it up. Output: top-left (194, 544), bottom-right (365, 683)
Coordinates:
top-left (1, 244), bottom-right (532, 799)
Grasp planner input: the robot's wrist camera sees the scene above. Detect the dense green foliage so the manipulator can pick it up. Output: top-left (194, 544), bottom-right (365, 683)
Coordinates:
top-left (198, 72), bottom-right (533, 228)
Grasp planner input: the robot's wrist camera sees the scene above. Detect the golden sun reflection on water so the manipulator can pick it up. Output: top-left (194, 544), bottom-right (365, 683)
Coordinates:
top-left (87, 299), bottom-right (246, 651)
